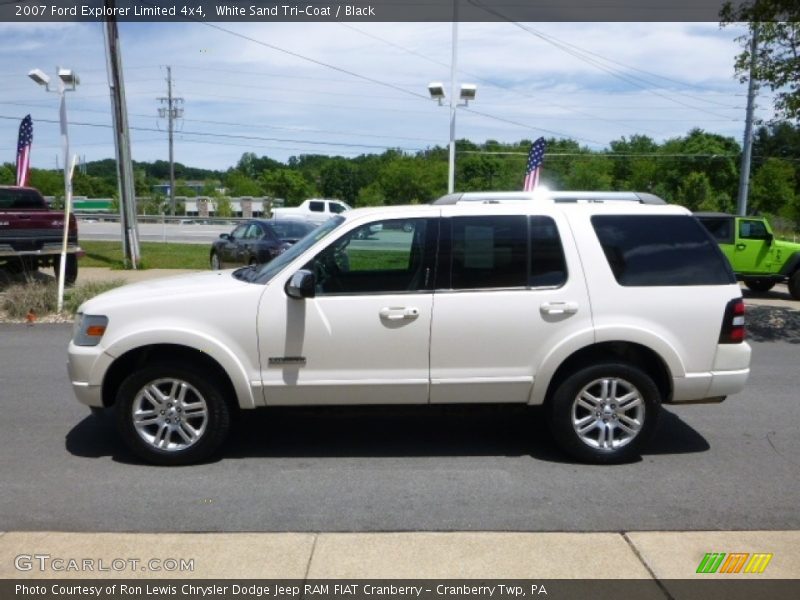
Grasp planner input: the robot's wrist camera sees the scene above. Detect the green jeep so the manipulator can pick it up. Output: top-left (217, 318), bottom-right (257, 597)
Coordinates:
top-left (696, 213), bottom-right (800, 300)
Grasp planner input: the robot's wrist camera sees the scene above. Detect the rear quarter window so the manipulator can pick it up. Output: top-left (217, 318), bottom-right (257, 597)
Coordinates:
top-left (591, 215), bottom-right (735, 286)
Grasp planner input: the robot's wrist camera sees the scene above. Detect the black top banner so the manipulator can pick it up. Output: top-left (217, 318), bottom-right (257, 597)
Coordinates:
top-left (0, 0), bottom-right (753, 23)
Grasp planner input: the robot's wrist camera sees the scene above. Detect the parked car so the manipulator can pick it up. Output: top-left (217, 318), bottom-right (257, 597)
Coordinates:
top-left (695, 212), bottom-right (800, 299)
top-left (209, 219), bottom-right (316, 270)
top-left (69, 194), bottom-right (750, 465)
top-left (0, 185), bottom-right (80, 283)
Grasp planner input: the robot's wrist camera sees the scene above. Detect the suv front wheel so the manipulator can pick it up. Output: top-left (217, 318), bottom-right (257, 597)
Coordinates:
top-left (548, 362), bottom-right (661, 464)
top-left (116, 362), bottom-right (231, 465)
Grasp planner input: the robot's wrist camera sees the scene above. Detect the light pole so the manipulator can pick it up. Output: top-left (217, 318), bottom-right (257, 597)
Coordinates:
top-left (428, 79), bottom-right (477, 194)
top-left (29, 66), bottom-right (79, 313)
top-left (428, 13), bottom-right (476, 196)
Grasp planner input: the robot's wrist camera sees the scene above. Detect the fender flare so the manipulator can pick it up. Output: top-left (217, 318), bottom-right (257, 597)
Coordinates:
top-left (104, 327), bottom-right (258, 409)
top-left (530, 326), bottom-right (683, 405)
top-left (779, 252), bottom-right (800, 277)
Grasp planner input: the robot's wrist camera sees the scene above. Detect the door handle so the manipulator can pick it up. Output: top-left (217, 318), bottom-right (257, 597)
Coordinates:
top-left (540, 301), bottom-right (579, 315)
top-left (736, 243), bottom-right (747, 250)
top-left (379, 307), bottom-right (420, 321)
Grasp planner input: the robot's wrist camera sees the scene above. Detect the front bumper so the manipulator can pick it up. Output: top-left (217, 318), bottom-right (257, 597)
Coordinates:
top-left (67, 341), bottom-right (114, 408)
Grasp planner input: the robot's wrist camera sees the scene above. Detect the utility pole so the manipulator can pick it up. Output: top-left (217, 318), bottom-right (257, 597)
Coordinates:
top-left (159, 66), bottom-right (183, 215)
top-left (103, 0), bottom-right (140, 268)
top-left (737, 23), bottom-right (759, 217)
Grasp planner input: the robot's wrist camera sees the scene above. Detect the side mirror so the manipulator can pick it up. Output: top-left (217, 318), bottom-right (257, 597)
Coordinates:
top-left (766, 232), bottom-right (774, 245)
top-left (286, 269), bottom-right (316, 299)
top-left (219, 233), bottom-right (231, 240)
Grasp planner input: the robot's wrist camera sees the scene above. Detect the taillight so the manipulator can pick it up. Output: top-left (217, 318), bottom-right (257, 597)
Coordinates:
top-left (719, 298), bottom-right (745, 344)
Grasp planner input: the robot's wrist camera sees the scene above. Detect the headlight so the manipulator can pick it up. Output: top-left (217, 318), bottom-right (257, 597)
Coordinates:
top-left (72, 314), bottom-right (109, 347)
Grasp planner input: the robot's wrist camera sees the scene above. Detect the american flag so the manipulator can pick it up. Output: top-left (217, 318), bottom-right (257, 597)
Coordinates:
top-left (16, 114), bottom-right (33, 187)
top-left (523, 137), bottom-right (546, 191)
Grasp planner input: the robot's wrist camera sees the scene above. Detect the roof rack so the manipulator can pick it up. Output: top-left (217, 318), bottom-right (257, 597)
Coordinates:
top-left (432, 191), bottom-right (667, 206)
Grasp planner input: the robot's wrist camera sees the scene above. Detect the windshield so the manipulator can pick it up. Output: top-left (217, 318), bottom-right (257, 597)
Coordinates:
top-left (235, 216), bottom-right (345, 284)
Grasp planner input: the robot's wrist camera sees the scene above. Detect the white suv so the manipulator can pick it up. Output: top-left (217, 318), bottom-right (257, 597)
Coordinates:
top-left (68, 194), bottom-right (751, 465)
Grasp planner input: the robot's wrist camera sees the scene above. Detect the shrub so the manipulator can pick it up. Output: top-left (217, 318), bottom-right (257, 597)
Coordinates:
top-left (2, 281), bottom-right (58, 318)
top-left (1, 279), bottom-right (125, 318)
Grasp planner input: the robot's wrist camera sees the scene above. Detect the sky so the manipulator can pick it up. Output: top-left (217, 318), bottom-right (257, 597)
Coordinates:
top-left (0, 20), bottom-right (776, 173)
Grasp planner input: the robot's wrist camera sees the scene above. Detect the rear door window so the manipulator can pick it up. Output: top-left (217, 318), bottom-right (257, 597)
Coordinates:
top-left (450, 216), bottom-right (528, 289)
top-left (592, 215), bottom-right (735, 286)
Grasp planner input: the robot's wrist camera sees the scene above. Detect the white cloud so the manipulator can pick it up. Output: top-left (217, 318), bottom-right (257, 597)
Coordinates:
top-left (0, 21), bottom-right (763, 172)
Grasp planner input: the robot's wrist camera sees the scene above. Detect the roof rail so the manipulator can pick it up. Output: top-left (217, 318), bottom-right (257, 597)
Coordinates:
top-left (432, 191), bottom-right (667, 206)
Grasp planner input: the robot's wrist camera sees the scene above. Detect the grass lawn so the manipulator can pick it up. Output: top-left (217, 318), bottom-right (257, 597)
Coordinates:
top-left (80, 241), bottom-right (209, 270)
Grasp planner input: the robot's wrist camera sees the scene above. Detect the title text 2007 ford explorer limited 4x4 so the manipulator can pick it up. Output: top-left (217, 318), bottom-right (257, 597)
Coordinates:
top-left (68, 193), bottom-right (750, 465)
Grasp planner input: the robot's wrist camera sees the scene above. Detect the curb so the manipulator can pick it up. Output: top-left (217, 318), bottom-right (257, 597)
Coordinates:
top-left (2, 531), bottom-right (798, 579)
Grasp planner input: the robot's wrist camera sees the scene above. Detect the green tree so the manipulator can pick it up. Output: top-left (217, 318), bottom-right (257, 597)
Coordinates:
top-left (678, 171), bottom-right (717, 211)
top-left (609, 135), bottom-right (659, 190)
top-left (749, 158), bottom-right (796, 214)
top-left (721, 3), bottom-right (800, 121)
top-left (319, 158), bottom-right (359, 203)
top-left (356, 182), bottom-right (385, 207)
top-left (215, 196), bottom-right (233, 218)
top-left (0, 163), bottom-right (14, 184)
top-left (378, 158), bottom-right (447, 204)
top-left (261, 169), bottom-right (313, 205)
top-left (564, 156), bottom-right (613, 190)
top-left (224, 170), bottom-right (262, 196)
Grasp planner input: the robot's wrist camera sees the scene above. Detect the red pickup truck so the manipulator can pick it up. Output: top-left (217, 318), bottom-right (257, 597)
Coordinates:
top-left (0, 185), bottom-right (80, 284)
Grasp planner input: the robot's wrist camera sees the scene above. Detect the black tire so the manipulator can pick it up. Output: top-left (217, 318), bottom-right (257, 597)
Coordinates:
top-left (547, 362), bottom-right (661, 464)
top-left (789, 271), bottom-right (800, 301)
top-left (115, 362), bottom-right (231, 466)
top-left (210, 252), bottom-right (221, 270)
top-left (53, 254), bottom-right (78, 285)
top-left (744, 278), bottom-right (776, 293)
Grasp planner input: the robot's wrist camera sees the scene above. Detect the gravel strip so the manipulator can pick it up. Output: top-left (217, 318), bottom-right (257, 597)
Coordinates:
top-left (746, 305), bottom-right (800, 344)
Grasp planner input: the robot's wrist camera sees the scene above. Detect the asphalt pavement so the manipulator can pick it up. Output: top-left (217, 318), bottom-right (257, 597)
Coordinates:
top-left (0, 324), bottom-right (798, 533)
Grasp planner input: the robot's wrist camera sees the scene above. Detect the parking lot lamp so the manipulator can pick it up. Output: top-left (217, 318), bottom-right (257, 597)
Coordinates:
top-left (29, 67), bottom-right (79, 312)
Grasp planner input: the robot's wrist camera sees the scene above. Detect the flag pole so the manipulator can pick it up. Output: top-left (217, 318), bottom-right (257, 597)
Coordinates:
top-left (57, 154), bottom-right (78, 313)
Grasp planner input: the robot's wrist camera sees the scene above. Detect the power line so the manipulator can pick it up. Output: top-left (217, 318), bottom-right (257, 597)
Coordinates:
top-left (199, 21), bottom-right (430, 102)
top-left (0, 114), bottom-right (427, 152)
top-left (339, 22), bottom-right (665, 136)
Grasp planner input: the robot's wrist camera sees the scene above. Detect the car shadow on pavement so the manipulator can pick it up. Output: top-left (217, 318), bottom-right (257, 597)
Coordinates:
top-left (65, 405), bottom-right (708, 466)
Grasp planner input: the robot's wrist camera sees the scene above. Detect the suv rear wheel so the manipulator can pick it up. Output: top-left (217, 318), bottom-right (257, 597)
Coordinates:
top-left (744, 278), bottom-right (775, 293)
top-left (548, 362), bottom-right (661, 464)
top-left (116, 362), bottom-right (230, 465)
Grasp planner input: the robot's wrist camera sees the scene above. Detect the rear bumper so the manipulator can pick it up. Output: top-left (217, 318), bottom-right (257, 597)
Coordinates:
top-left (669, 342), bottom-right (751, 404)
top-left (0, 242), bottom-right (82, 258)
